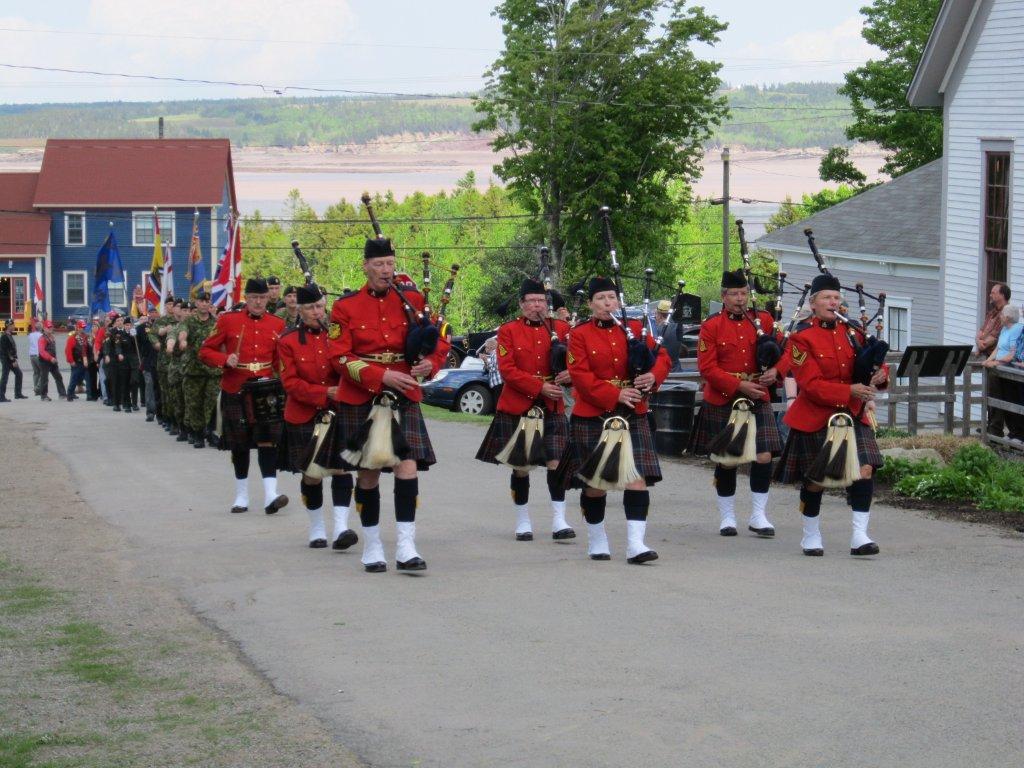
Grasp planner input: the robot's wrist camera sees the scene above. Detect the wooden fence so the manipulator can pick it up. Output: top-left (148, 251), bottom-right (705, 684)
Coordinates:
top-left (981, 364), bottom-right (1024, 453)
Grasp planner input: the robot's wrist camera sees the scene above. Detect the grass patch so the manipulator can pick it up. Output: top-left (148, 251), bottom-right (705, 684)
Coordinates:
top-left (0, 731), bottom-right (105, 768)
top-left (50, 622), bottom-right (140, 687)
top-left (0, 584), bottom-right (64, 616)
top-left (420, 403), bottom-right (491, 424)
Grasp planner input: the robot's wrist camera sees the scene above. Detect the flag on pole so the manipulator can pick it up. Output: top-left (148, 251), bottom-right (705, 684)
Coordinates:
top-left (145, 213), bottom-right (164, 313)
top-left (90, 230), bottom-right (124, 314)
top-left (185, 214), bottom-right (206, 299)
top-left (211, 214), bottom-right (242, 308)
top-left (163, 239), bottom-right (175, 303)
top-left (34, 278), bottom-right (44, 312)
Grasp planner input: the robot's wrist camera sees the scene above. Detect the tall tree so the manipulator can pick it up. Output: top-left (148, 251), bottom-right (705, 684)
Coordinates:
top-left (473, 0), bottom-right (728, 287)
top-left (826, 0), bottom-right (943, 180)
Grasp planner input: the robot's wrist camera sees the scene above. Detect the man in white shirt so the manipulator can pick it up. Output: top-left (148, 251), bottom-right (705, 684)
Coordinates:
top-left (27, 319), bottom-right (42, 396)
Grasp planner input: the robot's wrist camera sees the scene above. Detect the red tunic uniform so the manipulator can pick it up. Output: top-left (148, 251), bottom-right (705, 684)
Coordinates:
top-left (278, 324), bottom-right (338, 424)
top-left (567, 318), bottom-right (671, 418)
top-left (784, 318), bottom-right (889, 432)
top-left (496, 317), bottom-right (570, 415)
top-left (328, 284), bottom-right (450, 404)
top-left (697, 309), bottom-right (778, 405)
top-left (198, 309), bottom-right (285, 393)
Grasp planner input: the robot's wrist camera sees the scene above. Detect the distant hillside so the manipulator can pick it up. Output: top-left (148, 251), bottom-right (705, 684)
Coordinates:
top-left (0, 83), bottom-right (852, 151)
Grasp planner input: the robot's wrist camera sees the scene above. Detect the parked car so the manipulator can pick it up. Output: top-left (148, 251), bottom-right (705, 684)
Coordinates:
top-left (422, 339), bottom-right (499, 414)
top-left (446, 329), bottom-right (499, 368)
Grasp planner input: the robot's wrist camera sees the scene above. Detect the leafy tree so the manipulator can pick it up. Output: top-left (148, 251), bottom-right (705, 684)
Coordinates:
top-left (831, 0), bottom-right (944, 177)
top-left (764, 186), bottom-right (862, 233)
top-left (473, 0), bottom-right (729, 288)
top-left (818, 146), bottom-right (868, 186)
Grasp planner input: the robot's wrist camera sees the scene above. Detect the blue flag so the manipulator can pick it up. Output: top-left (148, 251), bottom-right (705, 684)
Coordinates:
top-left (91, 231), bottom-right (124, 314)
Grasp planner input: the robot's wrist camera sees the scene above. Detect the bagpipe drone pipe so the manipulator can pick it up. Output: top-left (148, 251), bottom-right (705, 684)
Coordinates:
top-left (736, 219), bottom-right (782, 370)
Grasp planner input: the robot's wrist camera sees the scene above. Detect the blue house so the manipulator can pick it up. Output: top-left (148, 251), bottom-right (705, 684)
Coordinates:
top-left (0, 138), bottom-right (236, 324)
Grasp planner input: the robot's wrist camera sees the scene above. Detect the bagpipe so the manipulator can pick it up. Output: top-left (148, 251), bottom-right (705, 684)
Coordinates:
top-left (539, 246), bottom-right (568, 375)
top-left (736, 219), bottom-right (782, 370)
top-left (421, 250), bottom-right (460, 340)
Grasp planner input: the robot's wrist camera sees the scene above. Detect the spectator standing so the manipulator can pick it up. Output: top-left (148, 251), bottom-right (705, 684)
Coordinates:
top-left (64, 321), bottom-right (88, 401)
top-left (482, 336), bottom-right (503, 402)
top-left (37, 320), bottom-right (66, 401)
top-left (982, 303), bottom-right (1024, 439)
top-left (27, 318), bottom-right (42, 396)
top-left (94, 314), bottom-right (110, 404)
top-left (654, 299), bottom-right (683, 372)
top-left (0, 320), bottom-right (26, 401)
top-left (976, 283), bottom-right (1010, 357)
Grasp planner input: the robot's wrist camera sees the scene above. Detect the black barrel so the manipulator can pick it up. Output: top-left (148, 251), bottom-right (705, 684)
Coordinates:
top-left (649, 381), bottom-right (698, 456)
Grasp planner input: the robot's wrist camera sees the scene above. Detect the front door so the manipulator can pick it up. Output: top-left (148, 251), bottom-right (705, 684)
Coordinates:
top-left (0, 276), bottom-right (30, 329)
top-left (0, 277), bottom-right (9, 319)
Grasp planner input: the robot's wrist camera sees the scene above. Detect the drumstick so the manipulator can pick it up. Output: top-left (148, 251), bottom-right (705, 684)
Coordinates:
top-left (233, 327), bottom-right (244, 365)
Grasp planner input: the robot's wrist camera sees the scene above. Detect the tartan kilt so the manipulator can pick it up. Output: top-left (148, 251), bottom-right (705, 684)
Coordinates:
top-left (475, 409), bottom-right (569, 465)
top-left (774, 418), bottom-right (883, 485)
top-left (219, 388), bottom-right (285, 450)
top-left (556, 412), bottom-right (662, 489)
top-left (331, 398), bottom-right (436, 472)
top-left (284, 418), bottom-right (316, 474)
top-left (689, 399), bottom-right (783, 458)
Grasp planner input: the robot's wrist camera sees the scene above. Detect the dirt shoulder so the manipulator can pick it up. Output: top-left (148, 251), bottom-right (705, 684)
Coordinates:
top-left (0, 415), bottom-right (364, 768)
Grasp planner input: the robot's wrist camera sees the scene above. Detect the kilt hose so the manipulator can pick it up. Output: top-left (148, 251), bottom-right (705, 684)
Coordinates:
top-left (774, 418), bottom-right (883, 485)
top-left (555, 412), bottom-right (662, 490)
top-left (475, 409), bottom-right (569, 465)
top-left (689, 399), bottom-right (783, 458)
top-left (331, 398), bottom-right (436, 472)
top-left (219, 388), bottom-right (285, 451)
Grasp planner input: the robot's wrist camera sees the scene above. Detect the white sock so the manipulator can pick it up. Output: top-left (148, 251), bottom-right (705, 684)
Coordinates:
top-left (514, 504), bottom-right (532, 535)
top-left (395, 521), bottom-right (421, 562)
top-left (262, 476), bottom-right (278, 505)
top-left (718, 495), bottom-right (737, 530)
top-left (361, 525), bottom-right (385, 566)
top-left (586, 522), bottom-right (610, 556)
top-left (749, 492), bottom-right (773, 530)
top-left (332, 505), bottom-right (351, 537)
top-left (233, 478), bottom-right (248, 508)
top-left (801, 515), bottom-right (823, 551)
top-left (306, 505), bottom-right (326, 542)
top-left (626, 519), bottom-right (650, 558)
top-left (551, 500), bottom-right (570, 532)
top-left (851, 511), bottom-right (875, 549)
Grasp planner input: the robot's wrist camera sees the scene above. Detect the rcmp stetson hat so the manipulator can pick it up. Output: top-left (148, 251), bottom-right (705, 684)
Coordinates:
top-left (587, 276), bottom-right (616, 299)
top-left (244, 277), bottom-right (269, 294)
top-left (720, 269), bottom-right (748, 289)
top-left (364, 238), bottom-right (395, 260)
top-left (810, 273), bottom-right (841, 294)
top-left (295, 284), bottom-right (323, 305)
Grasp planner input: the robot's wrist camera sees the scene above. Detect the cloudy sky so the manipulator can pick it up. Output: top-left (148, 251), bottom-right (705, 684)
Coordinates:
top-left (0, 1), bottom-right (878, 103)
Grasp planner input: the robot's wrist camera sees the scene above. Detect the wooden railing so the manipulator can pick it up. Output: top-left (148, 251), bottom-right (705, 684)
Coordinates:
top-left (981, 364), bottom-right (1024, 452)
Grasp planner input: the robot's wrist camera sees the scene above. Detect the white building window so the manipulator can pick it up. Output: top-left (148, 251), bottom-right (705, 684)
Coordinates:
top-left (108, 283), bottom-right (127, 307)
top-left (886, 297), bottom-right (912, 352)
top-left (133, 211), bottom-right (175, 247)
top-left (63, 270), bottom-right (87, 307)
top-left (65, 212), bottom-right (85, 246)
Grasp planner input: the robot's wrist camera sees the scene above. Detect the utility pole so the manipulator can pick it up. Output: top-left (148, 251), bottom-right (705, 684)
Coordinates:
top-left (158, 116), bottom-right (164, 139)
top-left (722, 146), bottom-right (730, 273)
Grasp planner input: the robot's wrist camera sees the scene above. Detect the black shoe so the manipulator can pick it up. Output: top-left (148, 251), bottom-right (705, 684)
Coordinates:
top-left (309, 538), bottom-right (328, 549)
top-left (589, 553), bottom-right (611, 561)
top-left (396, 557), bottom-right (427, 571)
top-left (364, 561), bottom-right (387, 573)
top-left (113, 405), bottom-right (121, 412)
top-left (552, 528), bottom-right (576, 540)
top-left (332, 529), bottom-right (358, 550)
top-left (230, 505), bottom-right (248, 514)
top-left (15, 394), bottom-right (28, 399)
top-left (67, 395), bottom-right (78, 401)
top-left (719, 526), bottom-right (737, 537)
top-left (193, 440), bottom-right (205, 449)
top-left (125, 407), bottom-right (134, 415)
top-left (515, 531), bottom-right (534, 541)
top-left (803, 548), bottom-right (824, 557)
top-left (145, 414), bottom-right (154, 422)
top-left (41, 396), bottom-right (52, 402)
top-left (168, 426), bottom-right (178, 435)
top-left (749, 525), bottom-right (775, 538)
top-left (850, 542), bottom-right (880, 556)
top-left (103, 399), bottom-right (112, 406)
top-left (264, 494), bottom-right (288, 514)
top-left (176, 431), bottom-right (189, 442)
top-left (0, 397), bottom-right (8, 403)
top-left (627, 550), bottom-right (659, 565)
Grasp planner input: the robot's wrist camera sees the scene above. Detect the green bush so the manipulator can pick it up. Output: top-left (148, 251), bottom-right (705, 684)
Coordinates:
top-left (894, 467), bottom-right (982, 501)
top-left (876, 427), bottom-right (912, 439)
top-left (975, 486), bottom-right (1024, 514)
top-left (876, 457), bottom-right (937, 484)
top-left (950, 443), bottom-right (999, 477)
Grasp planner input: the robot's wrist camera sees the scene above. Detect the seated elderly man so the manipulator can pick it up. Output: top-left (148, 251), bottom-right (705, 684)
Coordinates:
top-left (982, 303), bottom-right (1024, 440)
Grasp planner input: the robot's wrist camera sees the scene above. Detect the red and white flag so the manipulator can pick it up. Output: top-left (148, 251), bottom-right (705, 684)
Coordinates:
top-left (211, 215), bottom-right (243, 308)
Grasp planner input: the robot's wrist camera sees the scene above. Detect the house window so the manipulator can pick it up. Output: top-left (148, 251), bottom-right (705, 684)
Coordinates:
top-left (133, 211), bottom-right (176, 247)
top-left (63, 270), bottom-right (87, 307)
top-left (65, 212), bottom-right (85, 246)
top-left (108, 283), bottom-right (127, 307)
top-left (884, 297), bottom-right (911, 352)
top-left (984, 152), bottom-right (1010, 293)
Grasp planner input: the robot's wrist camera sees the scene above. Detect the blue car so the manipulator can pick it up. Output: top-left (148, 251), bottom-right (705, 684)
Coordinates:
top-left (422, 352), bottom-right (498, 415)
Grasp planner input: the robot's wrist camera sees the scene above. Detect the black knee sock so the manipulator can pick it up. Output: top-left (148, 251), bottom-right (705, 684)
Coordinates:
top-left (355, 485), bottom-right (381, 528)
top-left (546, 469), bottom-right (566, 502)
top-left (231, 449), bottom-right (250, 480)
top-left (300, 480), bottom-right (323, 510)
top-left (623, 489), bottom-right (650, 521)
top-left (394, 477), bottom-right (418, 523)
top-left (580, 493), bottom-right (606, 525)
top-left (800, 487), bottom-right (824, 517)
top-left (847, 478), bottom-right (873, 512)
top-left (331, 474), bottom-right (354, 507)
top-left (510, 474), bottom-right (530, 505)
top-left (714, 465), bottom-right (737, 497)
top-left (749, 461), bottom-right (772, 493)
top-left (257, 446), bottom-right (277, 478)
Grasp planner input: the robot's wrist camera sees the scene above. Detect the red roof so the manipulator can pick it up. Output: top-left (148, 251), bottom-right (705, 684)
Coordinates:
top-left (33, 139), bottom-right (235, 208)
top-left (0, 172), bottom-right (50, 255)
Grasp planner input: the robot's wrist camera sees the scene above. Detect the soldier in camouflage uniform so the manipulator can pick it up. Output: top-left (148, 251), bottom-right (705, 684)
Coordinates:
top-left (165, 301), bottom-right (192, 441)
top-left (180, 291), bottom-right (222, 448)
top-left (274, 285), bottom-right (300, 329)
top-left (154, 298), bottom-right (177, 431)
top-left (265, 276), bottom-right (283, 314)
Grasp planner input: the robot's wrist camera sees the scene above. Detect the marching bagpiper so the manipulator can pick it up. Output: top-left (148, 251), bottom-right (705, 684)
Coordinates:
top-left (690, 269), bottom-right (784, 537)
top-left (774, 273), bottom-right (889, 557)
top-left (328, 237), bottom-right (450, 573)
top-left (199, 278), bottom-right (289, 515)
top-left (475, 278), bottom-right (574, 542)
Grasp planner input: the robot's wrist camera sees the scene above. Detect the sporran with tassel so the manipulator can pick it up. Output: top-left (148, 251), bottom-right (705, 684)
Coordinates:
top-left (708, 398), bottom-right (757, 468)
top-left (494, 406), bottom-right (546, 472)
top-left (805, 412), bottom-right (861, 488)
top-left (342, 391), bottom-right (411, 470)
top-left (576, 415), bottom-right (642, 491)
